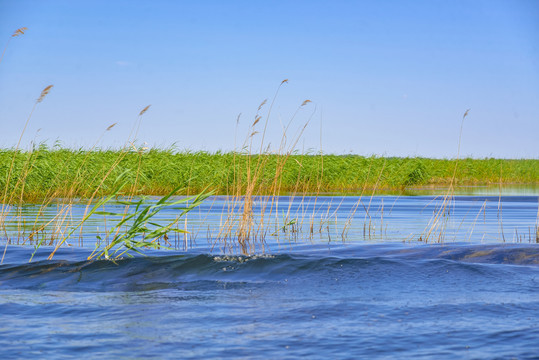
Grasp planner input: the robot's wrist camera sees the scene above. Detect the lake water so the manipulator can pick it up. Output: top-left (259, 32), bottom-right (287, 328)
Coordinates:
top-left (1, 194), bottom-right (538, 359)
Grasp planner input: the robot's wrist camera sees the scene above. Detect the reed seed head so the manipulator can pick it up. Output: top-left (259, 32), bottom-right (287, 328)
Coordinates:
top-left (463, 109), bottom-right (470, 119)
top-left (106, 123), bottom-right (117, 131)
top-left (258, 99), bottom-right (267, 111)
top-left (253, 116), bottom-right (261, 127)
top-left (12, 27), bottom-right (28, 37)
top-left (139, 105), bottom-right (151, 116)
top-left (301, 100), bottom-right (312, 106)
top-left (281, 79), bottom-right (289, 85)
top-left (36, 85), bottom-right (53, 103)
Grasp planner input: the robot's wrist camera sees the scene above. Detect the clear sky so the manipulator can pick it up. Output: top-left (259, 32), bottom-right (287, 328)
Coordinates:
top-left (1, 0), bottom-right (538, 158)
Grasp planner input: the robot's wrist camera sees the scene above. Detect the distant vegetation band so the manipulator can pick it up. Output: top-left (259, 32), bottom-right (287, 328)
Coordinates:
top-left (1, 148), bottom-right (537, 201)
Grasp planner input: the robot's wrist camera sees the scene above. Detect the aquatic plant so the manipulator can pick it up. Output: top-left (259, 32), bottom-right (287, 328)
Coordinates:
top-left (422, 109), bottom-right (470, 243)
top-left (87, 187), bottom-right (210, 260)
top-left (1, 150), bottom-right (537, 201)
top-left (1, 26), bottom-right (537, 261)
top-left (0, 34), bottom-right (211, 261)
top-left (214, 79), bottom-right (318, 254)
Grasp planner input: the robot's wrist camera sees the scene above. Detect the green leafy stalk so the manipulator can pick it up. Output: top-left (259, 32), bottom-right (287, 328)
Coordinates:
top-left (88, 186), bottom-right (211, 260)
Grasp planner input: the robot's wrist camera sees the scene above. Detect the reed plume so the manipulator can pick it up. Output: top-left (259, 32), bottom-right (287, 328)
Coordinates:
top-left (37, 85), bottom-right (54, 103)
top-left (12, 27), bottom-right (28, 37)
top-left (0, 27), bottom-right (28, 65)
top-left (139, 105), bottom-right (151, 116)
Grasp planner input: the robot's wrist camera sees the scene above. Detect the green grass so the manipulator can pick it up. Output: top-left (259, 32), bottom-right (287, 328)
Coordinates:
top-left (1, 146), bottom-right (537, 201)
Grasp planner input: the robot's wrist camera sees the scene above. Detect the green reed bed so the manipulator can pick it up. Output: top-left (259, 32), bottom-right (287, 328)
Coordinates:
top-left (1, 147), bottom-right (537, 201)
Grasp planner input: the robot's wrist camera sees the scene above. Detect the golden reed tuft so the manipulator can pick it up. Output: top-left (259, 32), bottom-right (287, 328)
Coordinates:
top-left (12, 27), bottom-right (28, 37)
top-left (258, 99), bottom-right (267, 111)
top-left (139, 105), bottom-right (151, 116)
top-left (36, 85), bottom-right (53, 103)
top-left (252, 115), bottom-right (261, 127)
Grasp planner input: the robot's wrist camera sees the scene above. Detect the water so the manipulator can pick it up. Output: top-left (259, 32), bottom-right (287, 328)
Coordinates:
top-left (1, 195), bottom-right (538, 359)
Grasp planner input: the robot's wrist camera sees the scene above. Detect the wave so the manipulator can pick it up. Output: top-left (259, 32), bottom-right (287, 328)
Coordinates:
top-left (0, 244), bottom-right (537, 293)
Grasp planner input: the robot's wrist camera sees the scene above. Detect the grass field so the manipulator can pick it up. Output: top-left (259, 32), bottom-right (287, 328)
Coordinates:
top-left (1, 146), bottom-right (537, 202)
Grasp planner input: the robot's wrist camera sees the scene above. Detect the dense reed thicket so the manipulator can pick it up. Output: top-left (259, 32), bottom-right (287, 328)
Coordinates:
top-left (1, 147), bottom-right (537, 201)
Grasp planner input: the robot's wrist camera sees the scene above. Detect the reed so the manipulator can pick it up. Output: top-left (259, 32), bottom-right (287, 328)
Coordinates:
top-left (1, 151), bottom-right (537, 201)
top-left (1, 90), bottom-right (537, 260)
top-left (421, 109), bottom-right (470, 243)
top-left (0, 49), bottom-right (205, 261)
top-left (1, 27), bottom-right (538, 260)
top-left (0, 27), bottom-right (27, 65)
top-left (2, 128), bottom-right (537, 260)
top-left (213, 79), bottom-right (318, 254)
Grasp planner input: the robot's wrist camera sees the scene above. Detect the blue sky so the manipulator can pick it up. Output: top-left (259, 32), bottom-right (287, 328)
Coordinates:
top-left (1, 0), bottom-right (538, 158)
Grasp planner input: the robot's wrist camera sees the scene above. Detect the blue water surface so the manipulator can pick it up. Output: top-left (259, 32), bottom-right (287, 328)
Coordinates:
top-left (1, 195), bottom-right (538, 359)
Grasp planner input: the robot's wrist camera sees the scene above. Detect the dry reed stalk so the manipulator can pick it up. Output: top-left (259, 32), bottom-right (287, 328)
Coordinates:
top-left (308, 114), bottom-right (325, 237)
top-left (341, 156), bottom-right (375, 238)
top-left (52, 123), bottom-right (124, 243)
top-left (1, 85), bottom-right (54, 264)
top-left (47, 124), bottom-right (144, 259)
top-left (16, 123), bottom-right (123, 247)
top-left (220, 95), bottom-right (273, 253)
top-left (215, 81), bottom-right (318, 254)
top-left (69, 106), bottom-right (152, 257)
top-left (11, 149), bottom-right (46, 243)
top-left (364, 160), bottom-right (387, 239)
top-left (0, 27), bottom-right (27, 65)
top-left (422, 109), bottom-right (470, 243)
top-left (258, 101), bottom-right (314, 245)
top-left (68, 123), bottom-right (118, 200)
top-left (498, 163), bottom-right (506, 242)
top-left (1, 85), bottom-right (54, 204)
top-left (466, 200), bottom-right (488, 242)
